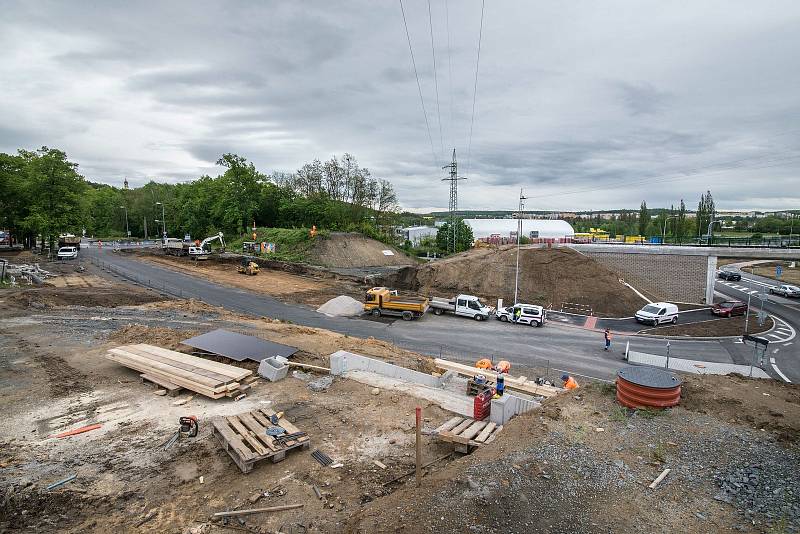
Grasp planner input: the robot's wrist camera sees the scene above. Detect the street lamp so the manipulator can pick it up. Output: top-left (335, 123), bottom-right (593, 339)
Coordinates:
top-left (662, 215), bottom-right (678, 244)
top-left (118, 206), bottom-right (129, 238)
top-left (707, 219), bottom-right (724, 245)
top-left (514, 188), bottom-right (527, 305)
top-left (155, 202), bottom-right (166, 238)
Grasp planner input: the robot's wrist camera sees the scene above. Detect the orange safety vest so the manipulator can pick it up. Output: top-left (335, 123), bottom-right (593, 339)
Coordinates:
top-left (564, 377), bottom-right (579, 390)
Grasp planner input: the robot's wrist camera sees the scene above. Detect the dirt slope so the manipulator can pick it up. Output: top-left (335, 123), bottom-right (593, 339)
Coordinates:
top-left (402, 245), bottom-right (645, 317)
top-left (308, 232), bottom-right (414, 268)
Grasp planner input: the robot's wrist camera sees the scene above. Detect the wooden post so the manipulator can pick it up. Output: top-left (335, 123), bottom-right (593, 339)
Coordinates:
top-left (415, 406), bottom-right (422, 487)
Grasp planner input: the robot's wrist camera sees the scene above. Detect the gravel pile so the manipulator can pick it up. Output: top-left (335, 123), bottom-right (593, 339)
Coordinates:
top-left (316, 295), bottom-right (363, 317)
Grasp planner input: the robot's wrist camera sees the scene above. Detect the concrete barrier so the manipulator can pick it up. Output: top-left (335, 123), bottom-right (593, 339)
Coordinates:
top-left (329, 350), bottom-right (442, 388)
top-left (258, 357), bottom-right (289, 382)
top-left (490, 394), bottom-right (540, 425)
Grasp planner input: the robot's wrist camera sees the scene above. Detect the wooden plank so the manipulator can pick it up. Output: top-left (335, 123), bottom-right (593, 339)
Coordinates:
top-left (434, 417), bottom-right (463, 434)
top-left (259, 408), bottom-right (302, 435)
top-left (433, 358), bottom-right (561, 397)
top-left (212, 419), bottom-right (254, 462)
top-left (118, 346), bottom-right (233, 384)
top-left (226, 416), bottom-right (269, 457)
top-left (250, 410), bottom-right (271, 427)
top-left (448, 418), bottom-right (475, 436)
top-left (484, 425), bottom-right (503, 444)
top-left (460, 421), bottom-right (488, 441)
top-left (130, 344), bottom-right (251, 380)
top-left (238, 412), bottom-right (279, 452)
top-left (106, 352), bottom-right (228, 398)
top-left (108, 348), bottom-right (222, 389)
top-left (474, 422), bottom-right (497, 443)
top-left (140, 373), bottom-right (181, 395)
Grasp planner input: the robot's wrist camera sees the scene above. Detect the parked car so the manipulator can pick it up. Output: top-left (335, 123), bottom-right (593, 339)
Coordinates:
top-left (717, 270), bottom-right (741, 281)
top-left (634, 302), bottom-right (679, 326)
top-left (496, 304), bottom-right (546, 327)
top-left (770, 284), bottom-right (800, 298)
top-left (57, 246), bottom-right (78, 260)
top-left (711, 300), bottom-right (748, 317)
top-left (429, 294), bottom-right (493, 321)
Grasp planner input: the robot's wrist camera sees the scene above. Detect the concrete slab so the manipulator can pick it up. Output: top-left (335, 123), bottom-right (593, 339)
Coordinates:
top-left (627, 350), bottom-right (770, 378)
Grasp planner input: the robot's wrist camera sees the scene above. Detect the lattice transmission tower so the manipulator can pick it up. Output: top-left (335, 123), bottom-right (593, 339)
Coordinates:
top-left (441, 149), bottom-right (467, 254)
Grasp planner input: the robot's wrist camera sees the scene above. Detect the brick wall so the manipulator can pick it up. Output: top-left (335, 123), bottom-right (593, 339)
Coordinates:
top-left (580, 251), bottom-right (708, 303)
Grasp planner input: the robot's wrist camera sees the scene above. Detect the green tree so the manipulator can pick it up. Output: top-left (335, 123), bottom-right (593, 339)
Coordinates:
top-left (436, 220), bottom-right (473, 253)
top-left (215, 153), bottom-right (263, 233)
top-left (19, 147), bottom-right (89, 250)
top-left (676, 199), bottom-right (687, 240)
top-left (638, 201), bottom-right (649, 236)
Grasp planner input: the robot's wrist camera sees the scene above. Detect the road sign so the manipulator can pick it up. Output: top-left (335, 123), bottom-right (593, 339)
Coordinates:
top-left (776, 265), bottom-right (782, 278)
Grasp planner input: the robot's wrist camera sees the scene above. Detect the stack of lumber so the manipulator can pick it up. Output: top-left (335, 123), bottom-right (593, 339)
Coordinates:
top-left (212, 408), bottom-right (311, 473)
top-left (434, 416), bottom-right (502, 453)
top-left (433, 358), bottom-right (563, 397)
top-left (107, 344), bottom-right (251, 399)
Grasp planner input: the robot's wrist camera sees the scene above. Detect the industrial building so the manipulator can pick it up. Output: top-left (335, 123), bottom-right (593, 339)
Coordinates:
top-left (464, 219), bottom-right (575, 241)
top-left (396, 226), bottom-right (439, 245)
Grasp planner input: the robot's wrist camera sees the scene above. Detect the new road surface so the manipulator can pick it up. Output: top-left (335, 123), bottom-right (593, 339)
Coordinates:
top-left (715, 264), bottom-right (799, 383)
top-left (82, 245), bottom-right (799, 383)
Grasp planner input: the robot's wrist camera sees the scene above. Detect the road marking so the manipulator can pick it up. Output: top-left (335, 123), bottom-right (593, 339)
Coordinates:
top-left (769, 357), bottom-right (792, 383)
top-left (769, 316), bottom-right (797, 343)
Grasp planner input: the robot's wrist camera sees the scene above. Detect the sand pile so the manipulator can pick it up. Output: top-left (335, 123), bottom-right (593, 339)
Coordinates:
top-left (406, 246), bottom-right (646, 318)
top-left (317, 295), bottom-right (364, 317)
top-left (309, 232), bottom-right (414, 268)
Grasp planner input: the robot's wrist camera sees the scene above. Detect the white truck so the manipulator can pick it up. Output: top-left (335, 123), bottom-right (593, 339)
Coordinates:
top-left (429, 294), bottom-right (494, 321)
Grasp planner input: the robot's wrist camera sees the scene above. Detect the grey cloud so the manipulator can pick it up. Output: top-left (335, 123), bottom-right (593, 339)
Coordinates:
top-left (617, 82), bottom-right (671, 116)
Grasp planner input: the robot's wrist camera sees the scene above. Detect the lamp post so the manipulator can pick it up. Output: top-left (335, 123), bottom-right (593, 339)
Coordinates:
top-left (707, 219), bottom-right (724, 245)
top-left (155, 202), bottom-right (166, 238)
top-left (662, 215), bottom-right (678, 244)
top-left (119, 206), bottom-right (129, 238)
top-left (513, 189), bottom-right (527, 305)
top-left (789, 213), bottom-right (795, 246)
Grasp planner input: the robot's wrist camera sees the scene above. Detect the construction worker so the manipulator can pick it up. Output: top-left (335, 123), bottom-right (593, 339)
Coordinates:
top-left (513, 307), bottom-right (521, 323)
top-left (561, 373), bottom-right (579, 390)
top-left (604, 328), bottom-right (612, 351)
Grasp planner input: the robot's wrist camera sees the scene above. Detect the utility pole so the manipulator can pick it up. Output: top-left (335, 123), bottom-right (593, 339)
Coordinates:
top-left (156, 202), bottom-right (166, 238)
top-left (662, 215), bottom-right (678, 244)
top-left (514, 189), bottom-right (527, 305)
top-left (441, 149), bottom-right (466, 254)
top-left (119, 206), bottom-right (129, 238)
top-left (143, 217), bottom-right (148, 240)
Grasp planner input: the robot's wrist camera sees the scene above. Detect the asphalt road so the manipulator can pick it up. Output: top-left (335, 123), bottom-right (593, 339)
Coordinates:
top-left (82, 246), bottom-right (799, 383)
top-left (715, 264), bottom-right (799, 382)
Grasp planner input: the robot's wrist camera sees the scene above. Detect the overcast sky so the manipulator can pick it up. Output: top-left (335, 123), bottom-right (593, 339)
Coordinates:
top-left (1, 1), bottom-right (799, 212)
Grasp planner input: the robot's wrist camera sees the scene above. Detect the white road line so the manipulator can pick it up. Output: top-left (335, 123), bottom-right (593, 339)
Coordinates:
top-left (770, 316), bottom-right (797, 343)
top-left (768, 334), bottom-right (782, 339)
top-left (769, 357), bottom-right (792, 383)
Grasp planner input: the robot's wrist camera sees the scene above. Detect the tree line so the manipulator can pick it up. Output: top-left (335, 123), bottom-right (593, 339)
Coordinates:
top-left (0, 147), bottom-right (399, 248)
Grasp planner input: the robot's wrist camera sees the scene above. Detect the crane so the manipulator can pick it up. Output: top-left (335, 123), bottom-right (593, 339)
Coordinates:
top-left (189, 232), bottom-right (225, 260)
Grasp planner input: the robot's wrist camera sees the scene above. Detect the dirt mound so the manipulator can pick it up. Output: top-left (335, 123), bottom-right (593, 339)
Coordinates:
top-left (316, 295), bottom-right (364, 316)
top-left (308, 232), bottom-right (414, 268)
top-left (6, 287), bottom-right (164, 309)
top-left (404, 245), bottom-right (645, 317)
top-left (109, 324), bottom-right (200, 350)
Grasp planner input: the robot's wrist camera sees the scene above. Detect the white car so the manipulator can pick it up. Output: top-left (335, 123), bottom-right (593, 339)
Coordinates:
top-left (57, 246), bottom-right (78, 260)
top-left (770, 284), bottom-right (800, 298)
top-left (635, 302), bottom-right (679, 326)
top-left (496, 304), bottom-right (546, 327)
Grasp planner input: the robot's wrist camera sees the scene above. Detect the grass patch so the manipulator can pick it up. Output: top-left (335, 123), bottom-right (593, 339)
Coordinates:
top-left (649, 442), bottom-right (667, 464)
top-left (636, 407), bottom-right (667, 420)
top-left (609, 405), bottom-right (628, 422)
top-left (598, 382), bottom-right (616, 396)
top-left (227, 227), bottom-right (330, 263)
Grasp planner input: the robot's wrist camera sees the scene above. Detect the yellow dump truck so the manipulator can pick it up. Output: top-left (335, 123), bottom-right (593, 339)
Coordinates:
top-left (364, 287), bottom-right (429, 321)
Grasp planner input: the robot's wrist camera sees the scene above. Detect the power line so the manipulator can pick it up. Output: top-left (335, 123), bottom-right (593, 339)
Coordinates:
top-left (522, 150), bottom-right (800, 201)
top-left (465, 0), bottom-right (485, 178)
top-left (427, 0), bottom-right (444, 158)
top-left (399, 0), bottom-right (438, 166)
top-left (445, 0), bottom-right (454, 152)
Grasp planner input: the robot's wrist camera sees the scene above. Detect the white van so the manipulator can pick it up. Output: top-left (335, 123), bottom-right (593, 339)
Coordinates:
top-left (496, 303), bottom-right (546, 327)
top-left (635, 302), bottom-right (679, 326)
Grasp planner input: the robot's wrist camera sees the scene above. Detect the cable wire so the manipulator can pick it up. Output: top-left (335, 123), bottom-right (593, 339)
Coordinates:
top-left (428, 0), bottom-right (444, 157)
top-left (399, 0), bottom-right (438, 166)
top-left (465, 0), bottom-right (485, 178)
top-left (445, 0), bottom-right (454, 152)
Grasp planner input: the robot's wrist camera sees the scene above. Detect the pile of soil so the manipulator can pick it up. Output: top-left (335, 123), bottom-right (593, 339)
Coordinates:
top-left (398, 246), bottom-right (646, 317)
top-left (308, 232), bottom-right (414, 268)
top-left (109, 324), bottom-right (200, 350)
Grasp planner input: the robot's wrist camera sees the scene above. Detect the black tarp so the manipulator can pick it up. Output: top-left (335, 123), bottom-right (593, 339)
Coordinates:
top-left (181, 329), bottom-right (298, 362)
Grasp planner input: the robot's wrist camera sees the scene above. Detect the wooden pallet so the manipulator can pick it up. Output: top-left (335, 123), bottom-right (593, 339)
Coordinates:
top-left (212, 408), bottom-right (311, 474)
top-left (434, 416), bottom-right (503, 454)
top-left (106, 344), bottom-right (251, 399)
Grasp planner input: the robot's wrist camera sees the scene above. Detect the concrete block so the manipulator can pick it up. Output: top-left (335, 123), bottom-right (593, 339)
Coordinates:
top-left (490, 393), bottom-right (540, 425)
top-left (258, 357), bottom-right (289, 382)
top-left (328, 350), bottom-right (441, 387)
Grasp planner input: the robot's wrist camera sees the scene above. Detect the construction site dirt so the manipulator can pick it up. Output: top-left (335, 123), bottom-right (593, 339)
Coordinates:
top-left (2, 258), bottom-right (799, 533)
